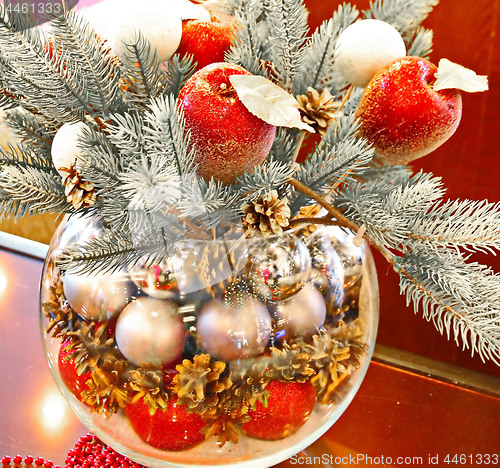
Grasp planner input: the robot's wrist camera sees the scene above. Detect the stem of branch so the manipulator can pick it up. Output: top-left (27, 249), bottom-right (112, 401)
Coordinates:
top-left (287, 177), bottom-right (396, 264)
top-left (288, 216), bottom-right (339, 228)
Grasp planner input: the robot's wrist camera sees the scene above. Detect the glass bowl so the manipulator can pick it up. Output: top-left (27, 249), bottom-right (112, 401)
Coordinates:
top-left (40, 214), bottom-right (379, 467)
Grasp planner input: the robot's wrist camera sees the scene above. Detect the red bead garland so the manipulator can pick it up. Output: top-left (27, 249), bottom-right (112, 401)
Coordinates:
top-left (2, 434), bottom-right (143, 468)
top-left (0, 454), bottom-right (58, 468)
top-left (65, 434), bottom-right (145, 468)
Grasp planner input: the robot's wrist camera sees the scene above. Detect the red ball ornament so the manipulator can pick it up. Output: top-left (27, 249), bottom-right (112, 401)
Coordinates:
top-left (355, 56), bottom-right (462, 165)
top-left (58, 338), bottom-right (91, 402)
top-left (243, 380), bottom-right (317, 440)
top-left (177, 62), bottom-right (277, 184)
top-left (125, 397), bottom-right (205, 451)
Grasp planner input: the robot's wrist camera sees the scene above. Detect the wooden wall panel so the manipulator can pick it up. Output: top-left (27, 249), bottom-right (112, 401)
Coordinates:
top-left (306, 0), bottom-right (500, 375)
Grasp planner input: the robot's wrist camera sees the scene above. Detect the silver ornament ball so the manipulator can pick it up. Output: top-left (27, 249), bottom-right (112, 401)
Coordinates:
top-left (197, 295), bottom-right (272, 361)
top-left (273, 283), bottom-right (327, 340)
top-left (115, 297), bottom-right (186, 366)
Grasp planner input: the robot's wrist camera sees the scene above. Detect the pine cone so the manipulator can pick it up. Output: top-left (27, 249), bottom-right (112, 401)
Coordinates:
top-left (172, 354), bottom-right (232, 416)
top-left (301, 333), bottom-right (353, 405)
top-left (60, 164), bottom-right (96, 209)
top-left (201, 410), bottom-right (249, 447)
top-left (66, 321), bottom-right (118, 375)
top-left (129, 365), bottom-right (171, 415)
top-left (81, 357), bottom-right (131, 416)
top-left (228, 357), bottom-right (270, 411)
top-left (242, 190), bottom-right (291, 236)
top-left (294, 204), bottom-right (323, 237)
top-left (42, 262), bottom-right (79, 338)
top-left (266, 344), bottom-right (315, 383)
top-left (297, 87), bottom-right (342, 136)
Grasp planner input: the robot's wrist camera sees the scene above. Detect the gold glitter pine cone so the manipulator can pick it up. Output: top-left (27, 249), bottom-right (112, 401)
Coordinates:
top-left (242, 190), bottom-right (291, 236)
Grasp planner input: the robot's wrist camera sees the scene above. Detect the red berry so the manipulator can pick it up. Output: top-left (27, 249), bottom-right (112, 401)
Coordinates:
top-left (176, 14), bottom-right (236, 71)
top-left (178, 62), bottom-right (276, 184)
top-left (243, 380), bottom-right (317, 440)
top-left (57, 338), bottom-right (92, 402)
top-left (125, 397), bottom-right (205, 451)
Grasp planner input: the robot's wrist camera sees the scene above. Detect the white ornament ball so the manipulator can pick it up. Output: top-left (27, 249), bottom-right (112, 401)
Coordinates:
top-left (63, 270), bottom-right (134, 321)
top-left (197, 296), bottom-right (272, 361)
top-left (335, 19), bottom-right (406, 87)
top-left (273, 283), bottom-right (327, 340)
top-left (104, 0), bottom-right (183, 63)
top-left (51, 121), bottom-right (88, 175)
top-left (115, 297), bottom-right (186, 366)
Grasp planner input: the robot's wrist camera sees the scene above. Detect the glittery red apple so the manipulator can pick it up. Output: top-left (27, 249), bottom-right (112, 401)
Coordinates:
top-left (58, 338), bottom-right (92, 402)
top-left (243, 380), bottom-right (317, 440)
top-left (177, 62), bottom-right (277, 184)
top-left (355, 56), bottom-right (463, 165)
top-left (177, 14), bottom-right (236, 71)
top-left (125, 397), bottom-right (205, 451)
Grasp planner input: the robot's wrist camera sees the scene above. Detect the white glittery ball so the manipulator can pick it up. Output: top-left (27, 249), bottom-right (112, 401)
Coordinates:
top-left (104, 0), bottom-right (183, 63)
top-left (51, 121), bottom-right (88, 175)
top-left (335, 19), bottom-right (406, 87)
top-left (115, 297), bottom-right (186, 366)
top-left (273, 283), bottom-right (326, 340)
top-left (197, 296), bottom-right (272, 361)
top-left (63, 270), bottom-right (134, 321)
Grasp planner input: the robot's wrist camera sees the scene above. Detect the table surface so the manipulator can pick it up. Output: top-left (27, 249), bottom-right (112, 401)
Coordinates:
top-left (0, 241), bottom-right (498, 467)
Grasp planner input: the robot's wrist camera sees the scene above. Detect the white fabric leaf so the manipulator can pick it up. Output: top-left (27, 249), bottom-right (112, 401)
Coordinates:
top-left (229, 75), bottom-right (315, 132)
top-left (434, 59), bottom-right (489, 93)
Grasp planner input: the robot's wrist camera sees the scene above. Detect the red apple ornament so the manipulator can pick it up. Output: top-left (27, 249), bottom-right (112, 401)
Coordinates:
top-left (178, 63), bottom-right (277, 184)
top-left (243, 380), bottom-right (317, 440)
top-left (355, 56), bottom-right (463, 165)
top-left (58, 338), bottom-right (92, 402)
top-left (177, 14), bottom-right (236, 71)
top-left (125, 397), bottom-right (205, 451)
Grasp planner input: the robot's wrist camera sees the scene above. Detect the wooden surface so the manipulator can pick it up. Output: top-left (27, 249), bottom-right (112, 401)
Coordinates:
top-left (1, 0), bottom-right (499, 375)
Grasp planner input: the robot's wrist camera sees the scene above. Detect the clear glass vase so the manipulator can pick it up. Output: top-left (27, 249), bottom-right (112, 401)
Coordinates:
top-left (40, 214), bottom-right (379, 467)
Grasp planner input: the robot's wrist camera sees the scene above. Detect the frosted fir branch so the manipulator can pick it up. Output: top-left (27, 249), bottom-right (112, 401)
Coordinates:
top-left (75, 125), bottom-right (122, 190)
top-left (120, 32), bottom-right (168, 106)
top-left (0, 6), bottom-right (117, 123)
top-left (106, 112), bottom-right (146, 161)
top-left (338, 171), bottom-right (446, 249)
top-left (269, 127), bottom-right (300, 163)
top-left (0, 142), bottom-right (55, 172)
top-left (264, 0), bottom-right (309, 90)
top-left (294, 3), bottom-right (359, 95)
top-left (363, 0), bottom-right (439, 37)
top-left (291, 118), bottom-right (375, 212)
top-left (407, 199), bottom-right (500, 254)
top-left (55, 230), bottom-right (179, 275)
top-left (0, 198), bottom-right (30, 221)
top-left (177, 175), bottom-right (241, 228)
top-left (164, 54), bottom-right (197, 97)
top-left (143, 95), bottom-right (196, 176)
top-left (235, 159), bottom-right (296, 203)
top-left (0, 164), bottom-right (68, 216)
top-left (358, 161), bottom-right (413, 187)
top-left (3, 108), bottom-right (56, 156)
top-left (49, 10), bottom-right (125, 118)
top-left (396, 249), bottom-right (500, 365)
top-left (116, 153), bottom-right (182, 215)
top-left (406, 27), bottom-right (434, 59)
top-left (226, 0), bottom-right (270, 77)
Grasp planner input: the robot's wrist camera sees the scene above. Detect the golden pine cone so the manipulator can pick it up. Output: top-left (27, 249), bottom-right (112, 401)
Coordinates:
top-left (266, 344), bottom-right (315, 383)
top-left (242, 190), bottom-right (291, 236)
top-left (297, 87), bottom-right (342, 136)
top-left (60, 164), bottom-right (96, 209)
top-left (129, 365), bottom-right (170, 415)
top-left (173, 354), bottom-right (232, 416)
